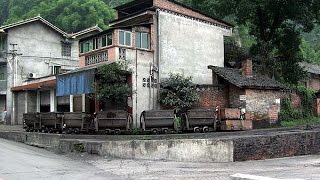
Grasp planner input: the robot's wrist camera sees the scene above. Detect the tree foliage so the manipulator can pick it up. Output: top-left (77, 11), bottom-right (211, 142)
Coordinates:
top-left (159, 73), bottom-right (200, 111)
top-left (96, 62), bottom-right (131, 104)
top-left (1, 0), bottom-right (117, 32)
top-left (183, 0), bottom-right (320, 84)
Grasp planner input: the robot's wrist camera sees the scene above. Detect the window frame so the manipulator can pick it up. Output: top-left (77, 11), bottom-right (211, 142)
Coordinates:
top-left (61, 42), bottom-right (72, 57)
top-left (0, 65), bottom-right (6, 80)
top-left (51, 65), bottom-right (61, 75)
top-left (135, 32), bottom-right (150, 50)
top-left (118, 30), bottom-right (132, 47)
top-left (101, 32), bottom-right (113, 48)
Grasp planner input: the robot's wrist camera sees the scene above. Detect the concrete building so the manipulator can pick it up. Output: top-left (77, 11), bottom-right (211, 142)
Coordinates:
top-left (7, 0), bottom-right (232, 126)
top-left (61, 0), bottom-right (232, 126)
top-left (0, 16), bottom-right (102, 124)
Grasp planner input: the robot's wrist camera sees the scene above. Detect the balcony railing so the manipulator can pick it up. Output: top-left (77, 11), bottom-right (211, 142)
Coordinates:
top-left (85, 51), bottom-right (108, 66)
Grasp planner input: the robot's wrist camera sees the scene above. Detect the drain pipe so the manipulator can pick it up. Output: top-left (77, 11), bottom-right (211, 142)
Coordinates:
top-left (156, 9), bottom-right (161, 109)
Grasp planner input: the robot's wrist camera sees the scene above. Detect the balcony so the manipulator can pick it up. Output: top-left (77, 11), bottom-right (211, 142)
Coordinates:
top-left (85, 51), bottom-right (108, 66)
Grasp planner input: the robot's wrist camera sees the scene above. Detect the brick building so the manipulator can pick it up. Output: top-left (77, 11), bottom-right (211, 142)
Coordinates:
top-left (207, 59), bottom-right (286, 128)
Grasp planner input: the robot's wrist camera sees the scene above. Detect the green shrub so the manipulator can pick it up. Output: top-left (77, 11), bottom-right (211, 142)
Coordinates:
top-left (159, 73), bottom-right (200, 112)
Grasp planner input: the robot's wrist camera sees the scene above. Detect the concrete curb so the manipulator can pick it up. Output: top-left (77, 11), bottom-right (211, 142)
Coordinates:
top-left (0, 127), bottom-right (320, 163)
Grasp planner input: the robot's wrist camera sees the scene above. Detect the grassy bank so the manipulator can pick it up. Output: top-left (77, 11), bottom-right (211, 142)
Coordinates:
top-left (281, 117), bottom-right (320, 128)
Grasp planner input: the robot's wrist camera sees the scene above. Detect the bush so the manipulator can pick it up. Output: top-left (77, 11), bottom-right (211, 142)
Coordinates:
top-left (280, 84), bottom-right (316, 127)
top-left (159, 73), bottom-right (200, 112)
top-left (96, 62), bottom-right (132, 108)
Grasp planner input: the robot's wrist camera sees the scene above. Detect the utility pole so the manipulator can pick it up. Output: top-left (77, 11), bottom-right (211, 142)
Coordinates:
top-left (7, 43), bottom-right (22, 125)
top-left (7, 43), bottom-right (22, 86)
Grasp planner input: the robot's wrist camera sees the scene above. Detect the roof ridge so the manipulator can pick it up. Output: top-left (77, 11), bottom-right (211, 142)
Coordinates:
top-left (0, 16), bottom-right (67, 36)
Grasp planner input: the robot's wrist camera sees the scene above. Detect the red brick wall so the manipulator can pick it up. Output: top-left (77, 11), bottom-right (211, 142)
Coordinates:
top-left (229, 85), bottom-right (245, 108)
top-left (194, 85), bottom-right (229, 109)
top-left (242, 59), bottom-right (253, 77)
top-left (153, 0), bottom-right (228, 27)
top-left (79, 56), bottom-right (85, 68)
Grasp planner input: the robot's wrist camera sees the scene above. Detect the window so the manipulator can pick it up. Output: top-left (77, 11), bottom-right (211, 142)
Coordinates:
top-left (52, 66), bottom-right (61, 75)
top-left (119, 30), bottom-right (131, 46)
top-left (0, 35), bottom-right (6, 50)
top-left (0, 35), bottom-right (7, 58)
top-left (61, 42), bottom-right (71, 56)
top-left (135, 32), bottom-right (150, 49)
top-left (102, 33), bottom-right (113, 47)
top-left (0, 65), bottom-right (6, 80)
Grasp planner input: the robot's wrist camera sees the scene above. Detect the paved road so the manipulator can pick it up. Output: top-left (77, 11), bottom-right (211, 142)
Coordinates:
top-left (0, 138), bottom-right (320, 180)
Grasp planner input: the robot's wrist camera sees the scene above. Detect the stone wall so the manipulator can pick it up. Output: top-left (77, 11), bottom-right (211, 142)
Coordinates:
top-left (233, 130), bottom-right (320, 161)
top-left (245, 89), bottom-right (282, 128)
top-left (229, 85), bottom-right (245, 108)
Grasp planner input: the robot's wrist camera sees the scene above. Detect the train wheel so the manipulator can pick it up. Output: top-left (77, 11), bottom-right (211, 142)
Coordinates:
top-left (162, 128), bottom-right (169, 134)
top-left (74, 128), bottom-right (80, 134)
top-left (193, 127), bottom-right (201, 133)
top-left (114, 129), bottom-right (121, 135)
top-left (151, 129), bottom-right (158, 134)
top-left (66, 129), bottom-right (72, 134)
top-left (202, 126), bottom-right (209, 133)
top-left (105, 129), bottom-right (111, 135)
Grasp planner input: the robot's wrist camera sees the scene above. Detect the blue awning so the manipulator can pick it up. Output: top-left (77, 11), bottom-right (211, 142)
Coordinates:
top-left (56, 68), bottom-right (95, 96)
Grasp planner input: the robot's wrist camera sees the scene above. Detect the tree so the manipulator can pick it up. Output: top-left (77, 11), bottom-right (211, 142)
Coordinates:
top-left (2, 0), bottom-right (116, 32)
top-left (96, 62), bottom-right (131, 109)
top-left (159, 73), bottom-right (200, 112)
top-left (184, 0), bottom-right (320, 84)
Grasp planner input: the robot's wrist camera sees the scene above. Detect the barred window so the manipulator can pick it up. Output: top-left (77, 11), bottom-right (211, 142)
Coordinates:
top-left (61, 42), bottom-right (71, 56)
top-left (0, 65), bottom-right (6, 80)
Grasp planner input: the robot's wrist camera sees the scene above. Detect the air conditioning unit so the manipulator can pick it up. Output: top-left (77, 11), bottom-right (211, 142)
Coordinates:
top-left (28, 73), bottom-right (37, 79)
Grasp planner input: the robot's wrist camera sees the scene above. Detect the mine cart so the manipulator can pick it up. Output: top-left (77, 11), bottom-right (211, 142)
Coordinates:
top-left (40, 112), bottom-right (63, 133)
top-left (96, 110), bottom-right (132, 134)
top-left (140, 110), bottom-right (176, 134)
top-left (23, 112), bottom-right (40, 132)
top-left (184, 109), bottom-right (216, 133)
top-left (62, 112), bottom-right (91, 134)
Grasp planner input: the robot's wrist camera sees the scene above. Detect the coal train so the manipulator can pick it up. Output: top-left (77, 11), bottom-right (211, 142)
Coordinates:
top-left (23, 108), bottom-right (250, 134)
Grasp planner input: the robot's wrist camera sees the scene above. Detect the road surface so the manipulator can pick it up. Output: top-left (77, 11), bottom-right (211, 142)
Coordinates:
top-left (0, 138), bottom-right (320, 180)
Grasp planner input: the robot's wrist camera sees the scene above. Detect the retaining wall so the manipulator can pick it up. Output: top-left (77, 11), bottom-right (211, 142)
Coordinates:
top-left (0, 129), bottom-right (320, 163)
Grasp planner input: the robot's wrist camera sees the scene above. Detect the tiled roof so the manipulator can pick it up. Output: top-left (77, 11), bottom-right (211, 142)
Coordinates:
top-left (208, 66), bottom-right (286, 89)
top-left (0, 16), bottom-right (67, 36)
top-left (299, 62), bottom-right (320, 75)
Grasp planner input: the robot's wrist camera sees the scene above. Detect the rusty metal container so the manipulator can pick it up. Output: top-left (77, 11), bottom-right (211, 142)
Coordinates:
top-left (23, 112), bottom-right (40, 130)
top-left (97, 110), bottom-right (131, 131)
top-left (63, 112), bottom-right (88, 129)
top-left (220, 108), bottom-right (241, 120)
top-left (40, 112), bottom-right (62, 129)
top-left (185, 109), bottom-right (216, 132)
top-left (220, 120), bottom-right (253, 131)
top-left (141, 110), bottom-right (175, 131)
